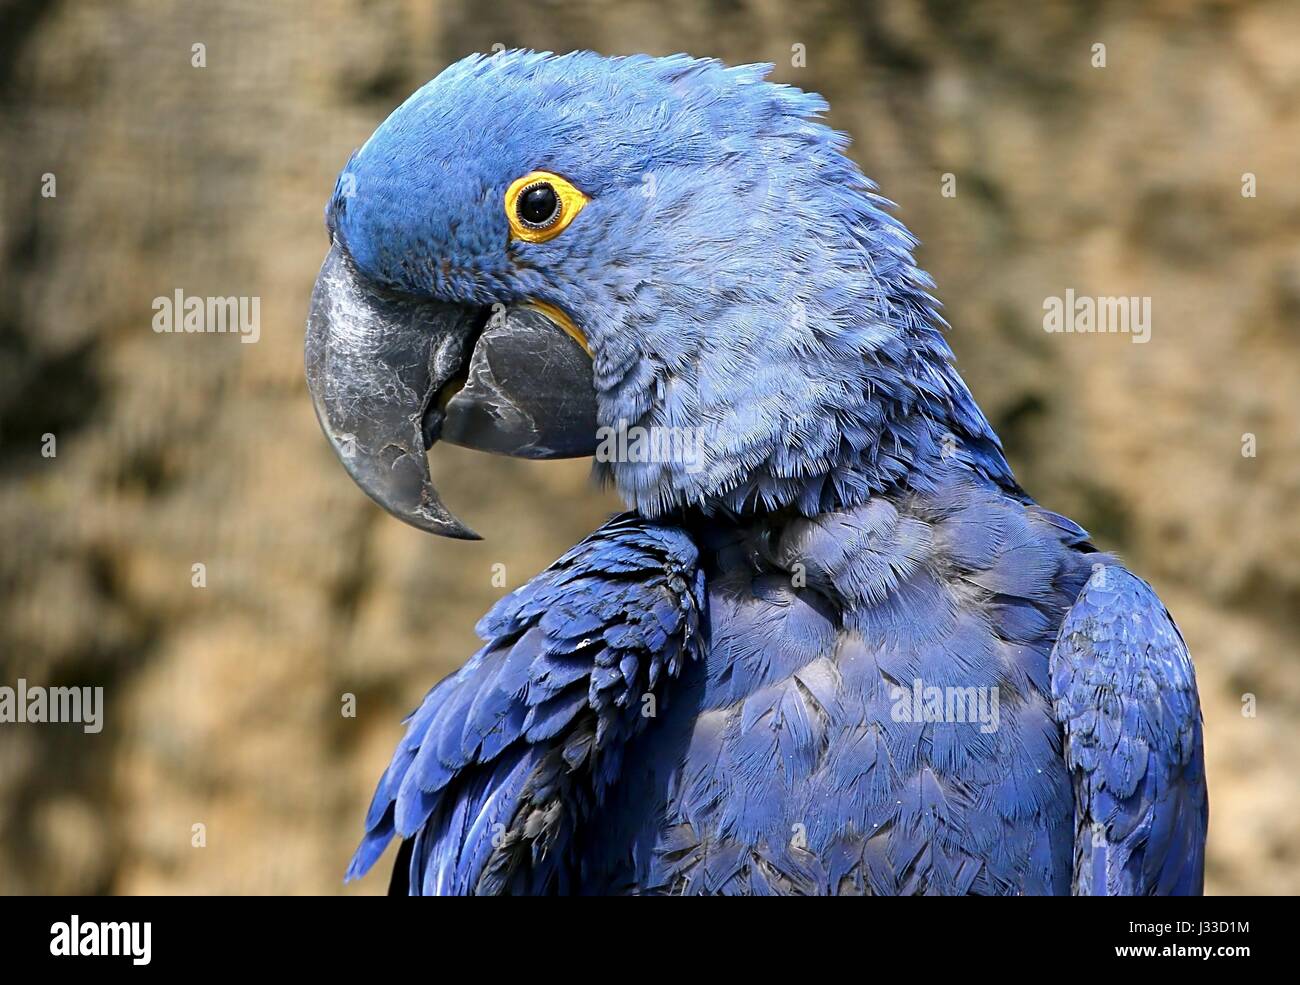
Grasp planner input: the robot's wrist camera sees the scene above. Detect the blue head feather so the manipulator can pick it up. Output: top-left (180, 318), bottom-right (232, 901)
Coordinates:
top-left (329, 50), bottom-right (1017, 520)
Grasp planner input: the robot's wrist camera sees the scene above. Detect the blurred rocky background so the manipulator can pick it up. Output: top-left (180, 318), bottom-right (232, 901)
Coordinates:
top-left (1, 0), bottom-right (1296, 894)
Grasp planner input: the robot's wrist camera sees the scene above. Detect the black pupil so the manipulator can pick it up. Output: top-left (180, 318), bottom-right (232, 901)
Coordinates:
top-left (520, 184), bottom-right (559, 226)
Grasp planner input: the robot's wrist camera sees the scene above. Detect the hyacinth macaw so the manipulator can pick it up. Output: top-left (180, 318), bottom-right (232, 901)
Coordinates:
top-left (304, 50), bottom-right (1207, 895)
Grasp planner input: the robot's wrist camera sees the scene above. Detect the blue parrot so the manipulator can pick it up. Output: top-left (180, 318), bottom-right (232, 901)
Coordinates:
top-left (304, 51), bottom-right (1207, 895)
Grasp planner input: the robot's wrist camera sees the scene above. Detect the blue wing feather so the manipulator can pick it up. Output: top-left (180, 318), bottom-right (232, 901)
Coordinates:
top-left (347, 513), bottom-right (704, 894)
top-left (1050, 564), bottom-right (1207, 895)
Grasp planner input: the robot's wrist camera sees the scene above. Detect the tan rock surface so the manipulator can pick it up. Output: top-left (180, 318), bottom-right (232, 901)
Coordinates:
top-left (1, 0), bottom-right (1295, 894)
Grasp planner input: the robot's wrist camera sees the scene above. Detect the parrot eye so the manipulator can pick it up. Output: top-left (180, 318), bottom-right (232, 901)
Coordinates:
top-left (505, 171), bottom-right (589, 243)
top-left (519, 183), bottom-right (559, 228)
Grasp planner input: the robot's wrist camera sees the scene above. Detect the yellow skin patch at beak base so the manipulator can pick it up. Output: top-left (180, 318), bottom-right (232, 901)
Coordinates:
top-left (504, 170), bottom-right (590, 357)
top-left (505, 171), bottom-right (589, 243)
top-left (526, 300), bottom-right (591, 357)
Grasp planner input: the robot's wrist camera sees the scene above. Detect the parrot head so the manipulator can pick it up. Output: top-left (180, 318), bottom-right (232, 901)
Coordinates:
top-left (306, 50), bottom-right (1011, 538)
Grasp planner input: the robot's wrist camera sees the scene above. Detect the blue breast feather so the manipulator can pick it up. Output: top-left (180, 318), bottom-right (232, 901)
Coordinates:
top-left (351, 472), bottom-right (1205, 894)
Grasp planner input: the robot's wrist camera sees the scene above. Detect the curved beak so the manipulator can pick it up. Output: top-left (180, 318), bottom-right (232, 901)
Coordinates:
top-left (304, 243), bottom-right (597, 539)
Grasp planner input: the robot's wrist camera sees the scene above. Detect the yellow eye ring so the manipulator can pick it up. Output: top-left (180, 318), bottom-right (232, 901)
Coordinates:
top-left (505, 171), bottom-right (588, 243)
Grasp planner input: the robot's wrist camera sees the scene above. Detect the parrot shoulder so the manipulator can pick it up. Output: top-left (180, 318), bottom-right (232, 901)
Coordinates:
top-left (348, 512), bottom-right (706, 894)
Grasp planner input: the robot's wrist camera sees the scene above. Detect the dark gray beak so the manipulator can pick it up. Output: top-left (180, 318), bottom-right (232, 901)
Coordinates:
top-left (304, 243), bottom-right (597, 539)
